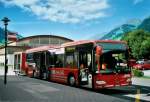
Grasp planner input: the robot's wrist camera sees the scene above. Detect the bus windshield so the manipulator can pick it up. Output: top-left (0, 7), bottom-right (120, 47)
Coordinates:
top-left (98, 50), bottom-right (130, 74)
top-left (95, 42), bottom-right (130, 74)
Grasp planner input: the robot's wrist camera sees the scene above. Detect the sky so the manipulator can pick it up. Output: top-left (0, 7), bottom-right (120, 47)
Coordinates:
top-left (0, 0), bottom-right (150, 40)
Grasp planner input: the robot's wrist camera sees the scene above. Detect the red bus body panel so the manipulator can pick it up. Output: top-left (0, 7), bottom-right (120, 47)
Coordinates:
top-left (48, 68), bottom-right (79, 85)
top-left (21, 53), bottom-right (26, 72)
top-left (93, 73), bottom-right (132, 89)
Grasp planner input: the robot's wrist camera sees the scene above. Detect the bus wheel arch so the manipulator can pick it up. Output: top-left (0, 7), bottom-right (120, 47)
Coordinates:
top-left (67, 73), bottom-right (76, 86)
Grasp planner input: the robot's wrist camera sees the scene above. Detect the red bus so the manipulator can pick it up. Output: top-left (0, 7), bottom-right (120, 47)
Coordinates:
top-left (25, 40), bottom-right (132, 89)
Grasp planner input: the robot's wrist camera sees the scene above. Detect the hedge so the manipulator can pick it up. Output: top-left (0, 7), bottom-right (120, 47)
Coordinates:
top-left (132, 69), bottom-right (144, 77)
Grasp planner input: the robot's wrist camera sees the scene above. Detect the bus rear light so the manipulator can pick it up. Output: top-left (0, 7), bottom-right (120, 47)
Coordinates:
top-left (96, 81), bottom-right (106, 85)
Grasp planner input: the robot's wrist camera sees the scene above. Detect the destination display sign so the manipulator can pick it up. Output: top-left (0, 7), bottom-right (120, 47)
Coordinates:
top-left (97, 42), bottom-right (127, 51)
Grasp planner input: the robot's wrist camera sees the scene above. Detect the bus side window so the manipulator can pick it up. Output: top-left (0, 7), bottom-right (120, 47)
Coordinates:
top-left (66, 54), bottom-right (74, 68)
top-left (65, 53), bottom-right (77, 68)
top-left (74, 52), bottom-right (78, 68)
top-left (55, 54), bottom-right (64, 68)
top-left (100, 55), bottom-right (107, 70)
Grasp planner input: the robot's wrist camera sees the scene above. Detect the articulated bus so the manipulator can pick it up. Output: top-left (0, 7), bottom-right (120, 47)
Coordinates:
top-left (24, 40), bottom-right (132, 89)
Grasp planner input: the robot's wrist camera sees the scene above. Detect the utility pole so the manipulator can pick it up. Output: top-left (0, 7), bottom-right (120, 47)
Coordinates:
top-left (1, 17), bottom-right (10, 85)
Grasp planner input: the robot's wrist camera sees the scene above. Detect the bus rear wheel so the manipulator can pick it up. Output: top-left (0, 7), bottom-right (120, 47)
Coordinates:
top-left (32, 70), bottom-right (36, 78)
top-left (68, 76), bottom-right (76, 86)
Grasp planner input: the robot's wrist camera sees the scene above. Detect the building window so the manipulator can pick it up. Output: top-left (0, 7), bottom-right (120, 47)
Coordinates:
top-left (50, 38), bottom-right (59, 45)
top-left (40, 38), bottom-right (49, 45)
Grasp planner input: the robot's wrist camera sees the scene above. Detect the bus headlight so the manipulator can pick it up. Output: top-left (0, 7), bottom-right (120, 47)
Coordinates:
top-left (123, 74), bottom-right (131, 78)
top-left (126, 78), bottom-right (131, 82)
top-left (96, 81), bottom-right (106, 85)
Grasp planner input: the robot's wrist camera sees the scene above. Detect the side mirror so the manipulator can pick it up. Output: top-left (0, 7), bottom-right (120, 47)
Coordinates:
top-left (95, 46), bottom-right (102, 73)
top-left (96, 46), bottom-right (102, 55)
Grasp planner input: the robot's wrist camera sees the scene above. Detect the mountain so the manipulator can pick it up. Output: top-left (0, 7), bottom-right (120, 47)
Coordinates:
top-left (0, 27), bottom-right (5, 46)
top-left (138, 17), bottom-right (150, 32)
top-left (100, 19), bottom-right (141, 40)
top-left (100, 24), bottom-right (138, 40)
top-left (0, 27), bottom-right (23, 46)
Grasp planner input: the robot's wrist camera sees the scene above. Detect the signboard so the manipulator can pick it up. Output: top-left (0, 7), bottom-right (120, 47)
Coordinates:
top-left (65, 47), bottom-right (76, 52)
top-left (48, 48), bottom-right (64, 54)
top-left (97, 42), bottom-right (127, 51)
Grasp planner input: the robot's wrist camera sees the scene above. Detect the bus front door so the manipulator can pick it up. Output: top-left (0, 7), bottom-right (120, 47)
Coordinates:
top-left (79, 52), bottom-right (92, 86)
top-left (80, 67), bottom-right (88, 85)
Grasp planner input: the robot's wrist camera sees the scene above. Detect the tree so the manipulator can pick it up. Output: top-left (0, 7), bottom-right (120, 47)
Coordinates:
top-left (140, 38), bottom-right (150, 59)
top-left (121, 29), bottom-right (150, 59)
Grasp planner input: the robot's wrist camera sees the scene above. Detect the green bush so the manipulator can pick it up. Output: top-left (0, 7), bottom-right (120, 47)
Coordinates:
top-left (132, 69), bottom-right (144, 77)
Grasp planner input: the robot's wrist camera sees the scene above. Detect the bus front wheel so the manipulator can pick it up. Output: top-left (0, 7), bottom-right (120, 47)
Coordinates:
top-left (68, 76), bottom-right (76, 86)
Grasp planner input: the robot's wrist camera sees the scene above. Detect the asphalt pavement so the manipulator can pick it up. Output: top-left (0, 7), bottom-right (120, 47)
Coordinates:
top-left (0, 76), bottom-right (149, 102)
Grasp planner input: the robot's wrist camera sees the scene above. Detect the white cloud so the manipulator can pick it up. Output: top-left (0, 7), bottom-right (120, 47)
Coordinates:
top-left (133, 0), bottom-right (144, 4)
top-left (0, 0), bottom-right (109, 23)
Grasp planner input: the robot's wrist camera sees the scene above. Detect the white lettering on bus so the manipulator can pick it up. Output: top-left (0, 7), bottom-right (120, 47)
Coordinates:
top-left (51, 70), bottom-right (64, 75)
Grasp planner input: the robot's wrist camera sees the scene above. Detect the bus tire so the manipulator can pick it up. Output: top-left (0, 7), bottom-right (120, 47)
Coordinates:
top-left (68, 75), bottom-right (76, 86)
top-left (32, 70), bottom-right (36, 78)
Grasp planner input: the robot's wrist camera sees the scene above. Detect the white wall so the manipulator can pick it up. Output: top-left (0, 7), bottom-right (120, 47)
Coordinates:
top-left (0, 54), bottom-right (15, 75)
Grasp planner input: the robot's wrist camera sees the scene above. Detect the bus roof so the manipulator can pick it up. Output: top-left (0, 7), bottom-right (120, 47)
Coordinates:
top-left (25, 40), bottom-right (127, 53)
top-left (26, 45), bottom-right (58, 53)
top-left (62, 40), bottom-right (126, 47)
top-left (61, 40), bottom-right (95, 47)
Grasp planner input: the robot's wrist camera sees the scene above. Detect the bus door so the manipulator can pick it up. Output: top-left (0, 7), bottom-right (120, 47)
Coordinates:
top-left (45, 51), bottom-right (52, 80)
top-left (32, 52), bottom-right (46, 79)
top-left (79, 51), bottom-right (92, 86)
top-left (39, 52), bottom-right (46, 79)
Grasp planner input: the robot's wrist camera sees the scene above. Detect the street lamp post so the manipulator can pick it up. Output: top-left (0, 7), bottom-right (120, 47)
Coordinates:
top-left (1, 17), bottom-right (10, 85)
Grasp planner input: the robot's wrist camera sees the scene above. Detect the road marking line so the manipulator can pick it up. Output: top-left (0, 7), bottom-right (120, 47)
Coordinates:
top-left (124, 93), bottom-right (150, 101)
top-left (135, 89), bottom-right (140, 102)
